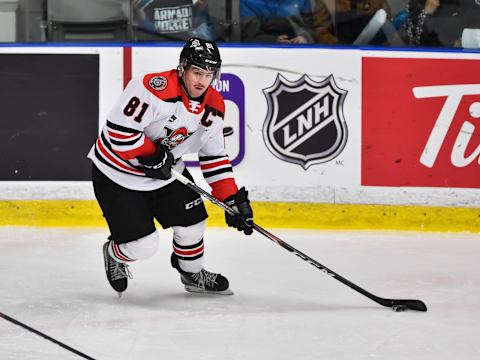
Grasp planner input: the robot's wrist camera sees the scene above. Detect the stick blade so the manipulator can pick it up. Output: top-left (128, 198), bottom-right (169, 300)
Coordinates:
top-left (391, 299), bottom-right (428, 312)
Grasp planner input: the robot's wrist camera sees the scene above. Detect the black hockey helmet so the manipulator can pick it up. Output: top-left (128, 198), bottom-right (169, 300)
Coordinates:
top-left (179, 37), bottom-right (222, 75)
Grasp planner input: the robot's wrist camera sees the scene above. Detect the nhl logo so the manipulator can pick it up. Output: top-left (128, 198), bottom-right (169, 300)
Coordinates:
top-left (262, 74), bottom-right (348, 169)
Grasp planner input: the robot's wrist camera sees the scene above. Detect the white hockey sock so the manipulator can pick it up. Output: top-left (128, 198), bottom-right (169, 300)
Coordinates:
top-left (172, 220), bottom-right (206, 273)
top-left (108, 230), bottom-right (159, 264)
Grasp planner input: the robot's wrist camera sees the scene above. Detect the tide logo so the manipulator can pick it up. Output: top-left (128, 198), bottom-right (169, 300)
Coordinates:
top-left (362, 57), bottom-right (480, 189)
top-left (413, 84), bottom-right (480, 168)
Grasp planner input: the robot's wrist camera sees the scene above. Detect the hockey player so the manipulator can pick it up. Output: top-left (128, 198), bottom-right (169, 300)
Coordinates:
top-left (88, 37), bottom-right (254, 296)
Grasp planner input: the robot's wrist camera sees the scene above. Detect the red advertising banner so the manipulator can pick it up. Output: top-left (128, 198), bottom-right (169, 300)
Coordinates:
top-left (362, 57), bottom-right (480, 188)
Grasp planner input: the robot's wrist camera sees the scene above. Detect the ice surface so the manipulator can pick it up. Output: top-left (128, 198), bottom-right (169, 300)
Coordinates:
top-left (1, 227), bottom-right (479, 360)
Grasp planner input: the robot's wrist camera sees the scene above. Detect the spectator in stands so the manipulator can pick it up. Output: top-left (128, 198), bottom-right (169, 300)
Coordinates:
top-left (240, 0), bottom-right (315, 43)
top-left (402, 0), bottom-right (480, 47)
top-left (312, 0), bottom-right (392, 45)
top-left (402, 0), bottom-right (440, 45)
top-left (132, 0), bottom-right (215, 41)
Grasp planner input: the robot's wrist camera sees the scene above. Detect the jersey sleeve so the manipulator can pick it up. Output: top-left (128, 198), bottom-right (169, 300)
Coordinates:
top-left (198, 97), bottom-right (238, 201)
top-left (104, 77), bottom-right (158, 160)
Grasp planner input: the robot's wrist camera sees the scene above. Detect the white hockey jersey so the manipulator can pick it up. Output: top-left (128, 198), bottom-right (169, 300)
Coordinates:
top-left (88, 69), bottom-right (238, 200)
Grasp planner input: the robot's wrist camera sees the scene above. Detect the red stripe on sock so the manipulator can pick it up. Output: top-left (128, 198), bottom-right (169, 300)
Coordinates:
top-left (112, 243), bottom-right (134, 262)
top-left (173, 244), bottom-right (204, 256)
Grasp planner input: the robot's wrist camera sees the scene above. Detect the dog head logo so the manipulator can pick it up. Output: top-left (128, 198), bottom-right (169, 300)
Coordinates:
top-left (159, 127), bottom-right (194, 149)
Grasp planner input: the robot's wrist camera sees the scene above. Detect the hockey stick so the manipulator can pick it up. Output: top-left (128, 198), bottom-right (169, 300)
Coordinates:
top-left (0, 311), bottom-right (95, 359)
top-left (171, 169), bottom-right (427, 312)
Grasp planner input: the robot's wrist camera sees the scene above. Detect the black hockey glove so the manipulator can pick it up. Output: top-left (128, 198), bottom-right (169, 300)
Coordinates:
top-left (137, 143), bottom-right (174, 180)
top-left (224, 187), bottom-right (254, 235)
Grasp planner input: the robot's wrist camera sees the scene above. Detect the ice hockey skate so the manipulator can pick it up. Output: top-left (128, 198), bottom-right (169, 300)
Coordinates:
top-left (171, 253), bottom-right (233, 295)
top-left (103, 242), bottom-right (132, 297)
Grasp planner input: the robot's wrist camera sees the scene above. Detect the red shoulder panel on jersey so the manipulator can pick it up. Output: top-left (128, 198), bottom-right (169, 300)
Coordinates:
top-left (143, 70), bottom-right (181, 100)
top-left (204, 87), bottom-right (225, 119)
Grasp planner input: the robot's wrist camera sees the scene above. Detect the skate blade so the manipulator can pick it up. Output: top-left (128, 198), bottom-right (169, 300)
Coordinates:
top-left (184, 285), bottom-right (234, 295)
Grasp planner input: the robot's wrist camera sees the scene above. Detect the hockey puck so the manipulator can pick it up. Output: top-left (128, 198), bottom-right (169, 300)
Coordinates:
top-left (223, 126), bottom-right (234, 137)
top-left (392, 305), bottom-right (407, 312)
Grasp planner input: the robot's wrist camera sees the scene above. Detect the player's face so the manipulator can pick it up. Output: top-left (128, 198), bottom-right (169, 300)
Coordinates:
top-left (183, 66), bottom-right (215, 98)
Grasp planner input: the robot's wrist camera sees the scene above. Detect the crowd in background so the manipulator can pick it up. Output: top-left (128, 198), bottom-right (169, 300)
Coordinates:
top-left (3, 0), bottom-right (480, 48)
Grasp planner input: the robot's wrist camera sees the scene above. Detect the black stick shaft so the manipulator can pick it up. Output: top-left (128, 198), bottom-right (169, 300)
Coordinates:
top-left (171, 169), bottom-right (427, 312)
top-left (0, 312), bottom-right (96, 360)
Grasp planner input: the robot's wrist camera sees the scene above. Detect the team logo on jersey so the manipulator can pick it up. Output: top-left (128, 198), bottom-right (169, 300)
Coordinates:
top-left (159, 127), bottom-right (195, 150)
top-left (188, 100), bottom-right (201, 113)
top-left (149, 76), bottom-right (167, 91)
top-left (262, 74), bottom-right (348, 170)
